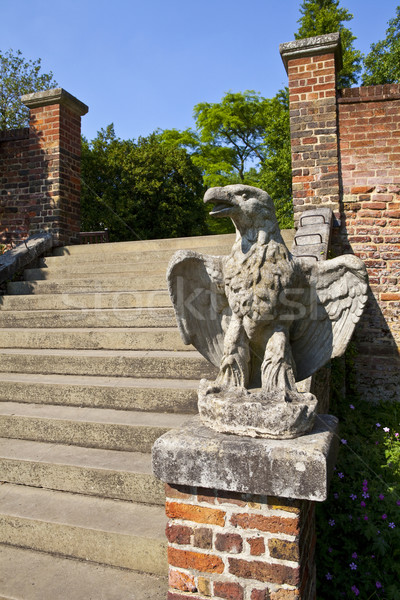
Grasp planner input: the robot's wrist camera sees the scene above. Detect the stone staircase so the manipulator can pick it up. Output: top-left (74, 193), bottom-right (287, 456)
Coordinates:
top-left (0, 231), bottom-right (294, 599)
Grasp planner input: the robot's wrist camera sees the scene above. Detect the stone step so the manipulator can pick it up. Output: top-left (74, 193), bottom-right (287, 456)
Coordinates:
top-left (0, 348), bottom-right (215, 379)
top-left (0, 307), bottom-right (176, 328)
top-left (0, 544), bottom-right (167, 600)
top-left (0, 438), bottom-right (164, 504)
top-left (0, 290), bottom-right (172, 311)
top-left (24, 259), bottom-right (172, 280)
top-left (0, 373), bottom-right (198, 412)
top-left (0, 402), bottom-right (189, 452)
top-left (7, 274), bottom-right (168, 295)
top-left (41, 243), bottom-right (233, 267)
top-left (53, 233), bottom-right (235, 256)
top-left (0, 484), bottom-right (168, 574)
top-left (0, 327), bottom-right (189, 351)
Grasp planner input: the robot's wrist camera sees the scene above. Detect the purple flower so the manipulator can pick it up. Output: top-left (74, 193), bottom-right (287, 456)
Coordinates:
top-left (334, 493), bottom-right (339, 499)
top-left (351, 585), bottom-right (360, 596)
top-left (338, 472), bottom-right (344, 479)
top-left (360, 501), bottom-right (366, 507)
top-left (325, 572), bottom-right (333, 580)
top-left (341, 439), bottom-right (347, 444)
top-left (383, 427), bottom-right (390, 432)
top-left (395, 432), bottom-right (399, 438)
top-left (352, 552), bottom-right (357, 559)
top-left (376, 423), bottom-right (381, 428)
top-left (364, 515), bottom-right (369, 521)
top-left (376, 581), bottom-right (382, 589)
top-left (349, 562), bottom-right (357, 570)
top-left (363, 479), bottom-right (368, 485)
top-left (362, 492), bottom-right (370, 499)
top-left (389, 522), bottom-right (395, 529)
top-left (329, 519), bottom-right (335, 526)
top-left (382, 514), bottom-right (387, 520)
top-left (349, 404), bottom-right (355, 409)
top-left (397, 500), bottom-right (400, 506)
top-left (379, 494), bottom-right (385, 500)
top-left (350, 494), bottom-right (357, 500)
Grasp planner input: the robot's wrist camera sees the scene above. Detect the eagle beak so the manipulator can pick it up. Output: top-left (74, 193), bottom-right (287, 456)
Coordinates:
top-left (204, 188), bottom-right (234, 218)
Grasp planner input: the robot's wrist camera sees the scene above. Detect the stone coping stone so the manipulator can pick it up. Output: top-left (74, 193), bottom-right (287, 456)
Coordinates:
top-left (152, 414), bottom-right (339, 502)
top-left (280, 32), bottom-right (343, 73)
top-left (0, 233), bottom-right (53, 284)
top-left (21, 88), bottom-right (88, 116)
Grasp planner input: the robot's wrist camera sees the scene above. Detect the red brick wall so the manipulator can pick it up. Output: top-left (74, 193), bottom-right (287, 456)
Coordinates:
top-left (165, 484), bottom-right (316, 600)
top-left (0, 89), bottom-right (87, 248)
top-left (284, 38), bottom-right (400, 402)
top-left (288, 52), bottom-right (340, 226)
top-left (337, 85), bottom-right (400, 401)
top-left (0, 129), bottom-right (31, 247)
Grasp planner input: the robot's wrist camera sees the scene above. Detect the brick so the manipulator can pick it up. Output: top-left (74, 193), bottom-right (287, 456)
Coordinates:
top-left (266, 497), bottom-right (301, 514)
top-left (230, 513), bottom-right (299, 536)
top-left (197, 576), bottom-right (212, 596)
top-left (168, 547), bottom-right (224, 574)
top-left (168, 593), bottom-right (205, 600)
top-left (248, 537), bottom-right (265, 556)
top-left (268, 539), bottom-right (300, 562)
top-left (215, 533), bottom-right (243, 554)
top-left (251, 590), bottom-right (269, 600)
top-left (166, 502), bottom-right (226, 526)
top-left (214, 581), bottom-right (244, 600)
top-left (229, 558), bottom-right (300, 586)
top-left (166, 523), bottom-right (193, 545)
top-left (169, 569), bottom-right (197, 592)
top-left (193, 527), bottom-right (213, 549)
top-left (381, 293), bottom-right (400, 301)
top-left (270, 591), bottom-right (300, 599)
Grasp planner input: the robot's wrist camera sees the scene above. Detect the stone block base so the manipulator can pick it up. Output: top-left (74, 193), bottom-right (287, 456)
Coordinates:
top-left (165, 484), bottom-right (316, 600)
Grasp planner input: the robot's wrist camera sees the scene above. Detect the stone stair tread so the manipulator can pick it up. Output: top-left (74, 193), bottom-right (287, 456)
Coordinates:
top-left (0, 291), bottom-right (172, 311)
top-left (0, 327), bottom-right (189, 351)
top-left (0, 372), bottom-right (198, 389)
top-left (0, 437), bottom-right (156, 474)
top-left (0, 483), bottom-right (167, 537)
top-left (0, 401), bottom-right (190, 428)
top-left (0, 544), bottom-right (167, 600)
top-left (0, 437), bottom-right (155, 473)
top-left (0, 308), bottom-right (177, 328)
top-left (0, 347), bottom-right (197, 358)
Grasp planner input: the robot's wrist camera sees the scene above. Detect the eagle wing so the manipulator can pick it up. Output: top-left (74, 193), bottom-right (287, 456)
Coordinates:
top-left (167, 250), bottom-right (230, 367)
top-left (290, 254), bottom-right (368, 381)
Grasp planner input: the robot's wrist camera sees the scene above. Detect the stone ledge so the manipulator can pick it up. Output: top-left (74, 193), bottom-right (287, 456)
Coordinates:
top-left (21, 88), bottom-right (88, 116)
top-left (0, 232), bottom-right (53, 284)
top-left (280, 32), bottom-right (343, 73)
top-left (152, 414), bottom-right (339, 502)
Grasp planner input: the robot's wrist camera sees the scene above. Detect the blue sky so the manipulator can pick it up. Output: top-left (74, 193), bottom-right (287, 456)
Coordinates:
top-left (1, 0), bottom-right (397, 141)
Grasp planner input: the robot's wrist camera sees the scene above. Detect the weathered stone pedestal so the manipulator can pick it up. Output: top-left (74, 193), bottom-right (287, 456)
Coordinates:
top-left (152, 415), bottom-right (338, 600)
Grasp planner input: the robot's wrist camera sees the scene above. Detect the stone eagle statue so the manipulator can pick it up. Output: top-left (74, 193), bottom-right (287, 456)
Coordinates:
top-left (167, 185), bottom-right (368, 439)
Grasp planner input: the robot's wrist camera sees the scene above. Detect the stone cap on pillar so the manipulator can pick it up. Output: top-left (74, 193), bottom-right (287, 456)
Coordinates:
top-left (152, 414), bottom-right (339, 502)
top-left (21, 88), bottom-right (89, 116)
top-left (280, 32), bottom-right (343, 73)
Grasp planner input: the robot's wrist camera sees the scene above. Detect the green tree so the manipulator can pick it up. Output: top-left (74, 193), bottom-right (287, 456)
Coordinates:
top-left (295, 0), bottom-right (362, 87)
top-left (81, 126), bottom-right (207, 242)
top-left (362, 5), bottom-right (400, 85)
top-left (162, 89), bottom-right (293, 232)
top-left (0, 49), bottom-right (57, 130)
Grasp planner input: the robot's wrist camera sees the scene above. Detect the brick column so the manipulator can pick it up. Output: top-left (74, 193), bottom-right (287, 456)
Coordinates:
top-left (153, 416), bottom-right (338, 600)
top-left (280, 33), bottom-right (342, 227)
top-left (21, 88), bottom-right (88, 246)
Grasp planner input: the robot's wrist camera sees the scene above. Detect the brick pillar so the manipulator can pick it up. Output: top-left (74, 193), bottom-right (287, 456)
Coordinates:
top-left (153, 416), bottom-right (338, 600)
top-left (21, 88), bottom-right (88, 246)
top-left (280, 33), bottom-right (342, 227)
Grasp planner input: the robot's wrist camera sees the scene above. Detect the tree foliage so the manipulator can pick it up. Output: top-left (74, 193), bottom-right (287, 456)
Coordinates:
top-left (295, 0), bottom-right (362, 87)
top-left (81, 126), bottom-right (207, 242)
top-left (162, 89), bottom-right (293, 232)
top-left (0, 49), bottom-right (57, 130)
top-left (362, 5), bottom-right (400, 85)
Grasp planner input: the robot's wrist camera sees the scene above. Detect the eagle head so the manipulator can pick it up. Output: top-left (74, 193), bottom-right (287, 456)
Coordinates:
top-left (204, 184), bottom-right (279, 236)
